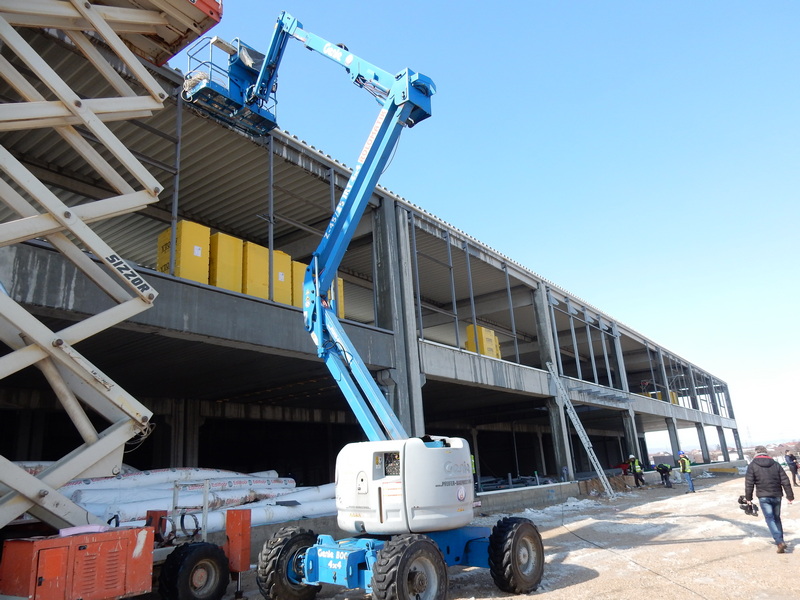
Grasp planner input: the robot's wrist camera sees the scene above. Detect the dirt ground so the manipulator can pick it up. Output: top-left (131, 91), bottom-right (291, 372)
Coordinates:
top-left (152, 473), bottom-right (799, 600)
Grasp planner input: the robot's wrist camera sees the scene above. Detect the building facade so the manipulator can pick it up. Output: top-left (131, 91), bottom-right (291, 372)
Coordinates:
top-left (0, 23), bottom-right (741, 495)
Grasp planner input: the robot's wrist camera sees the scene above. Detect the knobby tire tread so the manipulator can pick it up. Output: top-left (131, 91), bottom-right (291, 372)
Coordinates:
top-left (488, 516), bottom-right (544, 594)
top-left (256, 526), bottom-right (319, 600)
top-left (158, 542), bottom-right (230, 600)
top-left (372, 533), bottom-right (447, 600)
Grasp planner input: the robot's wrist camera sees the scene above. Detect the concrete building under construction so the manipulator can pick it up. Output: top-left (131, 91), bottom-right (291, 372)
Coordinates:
top-left (0, 4), bottom-right (742, 508)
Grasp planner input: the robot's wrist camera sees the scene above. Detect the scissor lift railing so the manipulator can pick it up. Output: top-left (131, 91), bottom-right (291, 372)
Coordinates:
top-left (0, 0), bottom-right (218, 530)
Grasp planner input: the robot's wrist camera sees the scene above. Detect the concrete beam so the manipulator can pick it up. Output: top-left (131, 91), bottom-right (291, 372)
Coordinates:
top-left (2, 243), bottom-right (395, 368)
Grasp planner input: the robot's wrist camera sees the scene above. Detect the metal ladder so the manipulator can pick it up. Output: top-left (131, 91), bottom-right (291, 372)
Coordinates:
top-left (546, 362), bottom-right (616, 498)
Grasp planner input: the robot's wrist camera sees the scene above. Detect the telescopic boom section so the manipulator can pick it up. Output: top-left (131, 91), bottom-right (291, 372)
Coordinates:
top-left (251, 13), bottom-right (436, 442)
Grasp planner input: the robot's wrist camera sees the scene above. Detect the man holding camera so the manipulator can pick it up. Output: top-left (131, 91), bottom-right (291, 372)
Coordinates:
top-left (745, 445), bottom-right (794, 553)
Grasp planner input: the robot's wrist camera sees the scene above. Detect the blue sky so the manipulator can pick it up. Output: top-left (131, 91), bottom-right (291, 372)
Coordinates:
top-left (170, 2), bottom-right (799, 448)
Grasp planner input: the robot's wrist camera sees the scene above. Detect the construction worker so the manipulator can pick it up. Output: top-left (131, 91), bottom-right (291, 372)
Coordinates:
top-left (628, 454), bottom-right (645, 488)
top-left (656, 463), bottom-right (673, 488)
top-left (678, 450), bottom-right (695, 493)
top-left (784, 450), bottom-right (799, 487)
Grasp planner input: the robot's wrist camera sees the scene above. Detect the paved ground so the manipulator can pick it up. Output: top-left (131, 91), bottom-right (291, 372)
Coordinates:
top-left (148, 473), bottom-right (798, 600)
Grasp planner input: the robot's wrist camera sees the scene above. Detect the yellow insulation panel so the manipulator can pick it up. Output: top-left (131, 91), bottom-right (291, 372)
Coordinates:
top-left (210, 233), bottom-right (243, 292)
top-left (465, 324), bottom-right (501, 358)
top-left (243, 242), bottom-right (269, 299)
top-left (270, 250), bottom-right (293, 305)
top-left (157, 220), bottom-right (210, 284)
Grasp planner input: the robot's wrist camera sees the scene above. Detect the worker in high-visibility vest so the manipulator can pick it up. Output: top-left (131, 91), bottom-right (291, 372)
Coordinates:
top-left (656, 463), bottom-right (673, 488)
top-left (628, 454), bottom-right (645, 488)
top-left (678, 450), bottom-right (695, 493)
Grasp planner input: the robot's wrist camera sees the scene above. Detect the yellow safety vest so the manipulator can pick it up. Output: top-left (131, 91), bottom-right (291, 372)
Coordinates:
top-left (679, 457), bottom-right (691, 473)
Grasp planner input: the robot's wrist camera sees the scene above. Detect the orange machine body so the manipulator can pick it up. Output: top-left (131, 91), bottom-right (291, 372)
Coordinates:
top-left (0, 527), bottom-right (154, 600)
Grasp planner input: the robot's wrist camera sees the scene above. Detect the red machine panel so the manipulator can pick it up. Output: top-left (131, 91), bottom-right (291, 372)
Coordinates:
top-left (0, 528), bottom-right (154, 600)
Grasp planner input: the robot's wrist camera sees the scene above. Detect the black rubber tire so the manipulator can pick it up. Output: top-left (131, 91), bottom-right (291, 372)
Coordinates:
top-left (372, 534), bottom-right (448, 600)
top-left (256, 526), bottom-right (320, 600)
top-left (488, 517), bottom-right (544, 594)
top-left (158, 542), bottom-right (230, 600)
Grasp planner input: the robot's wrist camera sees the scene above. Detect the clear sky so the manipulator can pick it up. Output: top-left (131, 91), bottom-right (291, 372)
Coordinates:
top-left (170, 2), bottom-right (799, 448)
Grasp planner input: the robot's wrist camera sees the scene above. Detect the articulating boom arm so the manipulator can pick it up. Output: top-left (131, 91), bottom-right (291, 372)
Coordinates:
top-left (250, 12), bottom-right (401, 109)
top-left (268, 14), bottom-right (435, 442)
top-left (185, 12), bottom-right (435, 442)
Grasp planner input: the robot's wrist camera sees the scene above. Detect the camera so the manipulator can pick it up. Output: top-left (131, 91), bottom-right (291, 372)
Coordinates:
top-left (737, 495), bottom-right (759, 517)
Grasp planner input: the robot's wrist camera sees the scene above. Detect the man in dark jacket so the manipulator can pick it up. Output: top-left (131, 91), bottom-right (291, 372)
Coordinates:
top-left (784, 450), bottom-right (798, 486)
top-left (745, 445), bottom-right (794, 553)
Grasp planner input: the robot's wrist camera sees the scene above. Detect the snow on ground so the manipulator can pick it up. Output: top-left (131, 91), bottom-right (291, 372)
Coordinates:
top-left (142, 474), bottom-right (799, 600)
top-left (446, 475), bottom-right (799, 600)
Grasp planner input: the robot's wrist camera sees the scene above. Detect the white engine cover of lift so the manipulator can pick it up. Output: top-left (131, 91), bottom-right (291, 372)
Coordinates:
top-left (335, 436), bottom-right (475, 535)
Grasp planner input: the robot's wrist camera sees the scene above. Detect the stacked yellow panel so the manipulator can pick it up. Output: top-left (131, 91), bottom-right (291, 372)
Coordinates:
top-left (210, 233), bottom-right (243, 292)
top-left (330, 277), bottom-right (345, 319)
top-left (243, 242), bottom-right (269, 299)
top-left (292, 261), bottom-right (307, 309)
top-left (466, 324), bottom-right (501, 358)
top-left (291, 260), bottom-right (344, 318)
top-left (242, 245), bottom-right (292, 304)
top-left (271, 250), bottom-right (293, 305)
top-left (157, 220), bottom-right (210, 284)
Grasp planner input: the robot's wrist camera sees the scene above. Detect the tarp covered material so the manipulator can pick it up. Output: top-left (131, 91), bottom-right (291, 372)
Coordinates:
top-left (14, 462), bottom-right (335, 531)
top-left (123, 498), bottom-right (337, 535)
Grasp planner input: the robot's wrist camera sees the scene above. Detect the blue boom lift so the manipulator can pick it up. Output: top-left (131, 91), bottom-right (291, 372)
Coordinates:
top-left (183, 11), bottom-right (545, 600)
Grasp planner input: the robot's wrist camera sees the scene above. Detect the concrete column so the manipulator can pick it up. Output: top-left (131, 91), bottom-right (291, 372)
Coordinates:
top-left (535, 431), bottom-right (546, 476)
top-left (546, 397), bottom-right (572, 480)
top-left (657, 347), bottom-right (671, 402)
top-left (716, 426), bottom-right (729, 461)
top-left (375, 369), bottom-right (397, 419)
top-left (708, 379), bottom-right (721, 416)
top-left (611, 323), bottom-right (629, 392)
top-left (532, 286), bottom-right (557, 370)
top-left (168, 398), bottom-right (185, 468)
top-left (184, 400), bottom-right (203, 467)
top-left (666, 417), bottom-right (680, 459)
top-left (622, 409), bottom-right (639, 459)
top-left (731, 429), bottom-right (744, 460)
top-left (697, 424), bottom-right (710, 463)
top-left (687, 367), bottom-right (700, 410)
top-left (470, 428), bottom-right (481, 491)
top-left (722, 384), bottom-right (736, 419)
top-left (372, 201), bottom-right (425, 436)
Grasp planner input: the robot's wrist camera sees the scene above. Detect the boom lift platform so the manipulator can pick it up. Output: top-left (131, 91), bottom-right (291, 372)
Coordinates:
top-left (182, 11), bottom-right (545, 600)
